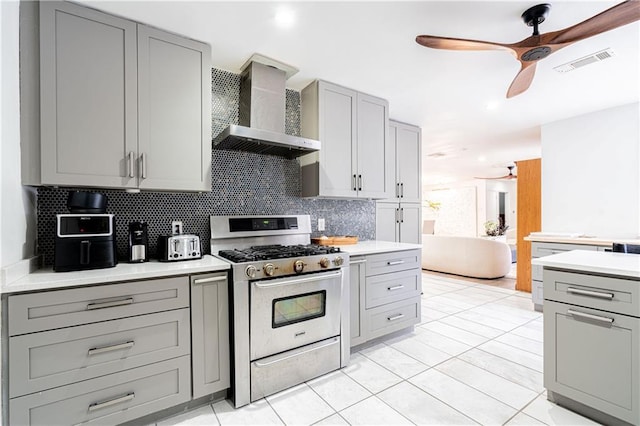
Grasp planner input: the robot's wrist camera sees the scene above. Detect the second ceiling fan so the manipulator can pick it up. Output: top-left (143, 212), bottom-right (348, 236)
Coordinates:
top-left (415, 1), bottom-right (640, 98)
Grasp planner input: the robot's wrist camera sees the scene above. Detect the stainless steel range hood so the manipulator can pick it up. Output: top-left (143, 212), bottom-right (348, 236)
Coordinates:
top-left (213, 55), bottom-right (320, 159)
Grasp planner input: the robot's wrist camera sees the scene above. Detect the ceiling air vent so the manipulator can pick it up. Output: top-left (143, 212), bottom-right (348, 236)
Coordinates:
top-left (553, 48), bottom-right (615, 73)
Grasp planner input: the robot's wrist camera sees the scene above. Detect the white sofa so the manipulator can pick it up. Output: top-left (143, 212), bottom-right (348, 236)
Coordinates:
top-left (421, 234), bottom-right (512, 279)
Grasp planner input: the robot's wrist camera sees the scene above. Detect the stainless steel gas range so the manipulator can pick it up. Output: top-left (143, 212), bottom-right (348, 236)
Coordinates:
top-left (210, 215), bottom-right (350, 408)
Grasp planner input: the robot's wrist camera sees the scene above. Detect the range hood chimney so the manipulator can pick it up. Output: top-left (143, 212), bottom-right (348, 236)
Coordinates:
top-left (213, 54), bottom-right (320, 159)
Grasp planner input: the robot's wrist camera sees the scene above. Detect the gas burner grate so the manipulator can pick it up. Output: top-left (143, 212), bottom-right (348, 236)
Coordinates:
top-left (218, 244), bottom-right (340, 263)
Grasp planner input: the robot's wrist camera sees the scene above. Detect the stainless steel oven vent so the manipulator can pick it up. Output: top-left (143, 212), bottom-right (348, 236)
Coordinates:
top-left (213, 54), bottom-right (320, 158)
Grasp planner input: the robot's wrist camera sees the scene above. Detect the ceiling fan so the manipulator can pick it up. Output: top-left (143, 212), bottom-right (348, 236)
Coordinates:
top-left (415, 1), bottom-right (640, 98)
top-left (476, 166), bottom-right (517, 180)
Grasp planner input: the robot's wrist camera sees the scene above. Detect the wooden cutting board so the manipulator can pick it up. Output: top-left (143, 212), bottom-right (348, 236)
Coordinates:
top-left (311, 236), bottom-right (358, 245)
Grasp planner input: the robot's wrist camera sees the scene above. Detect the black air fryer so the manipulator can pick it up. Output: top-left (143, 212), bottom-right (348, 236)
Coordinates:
top-left (54, 192), bottom-right (117, 272)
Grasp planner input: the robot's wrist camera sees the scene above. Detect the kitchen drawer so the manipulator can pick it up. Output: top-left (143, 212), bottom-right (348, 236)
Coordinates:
top-left (531, 242), bottom-right (598, 258)
top-left (366, 298), bottom-right (420, 340)
top-left (9, 355), bottom-right (191, 426)
top-left (544, 269), bottom-right (640, 317)
top-left (9, 308), bottom-right (190, 398)
top-left (8, 276), bottom-right (189, 335)
top-left (365, 268), bottom-right (420, 309)
top-left (365, 249), bottom-right (420, 276)
top-left (544, 300), bottom-right (639, 424)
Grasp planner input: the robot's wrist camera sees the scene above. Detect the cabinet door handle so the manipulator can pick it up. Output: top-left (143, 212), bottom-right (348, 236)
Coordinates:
top-left (141, 153), bottom-right (147, 179)
top-left (387, 313), bottom-right (405, 322)
top-left (128, 151), bottom-right (135, 178)
top-left (358, 174), bottom-right (362, 191)
top-left (400, 183), bottom-right (404, 198)
top-left (387, 285), bottom-right (404, 291)
top-left (567, 309), bottom-right (614, 325)
top-left (86, 297), bottom-right (134, 310)
top-left (88, 392), bottom-right (135, 412)
top-left (400, 207), bottom-right (404, 223)
top-left (566, 287), bottom-right (614, 300)
top-left (352, 174), bottom-right (357, 191)
top-left (88, 341), bottom-right (135, 356)
top-left (387, 260), bottom-right (405, 266)
top-left (193, 276), bottom-right (227, 285)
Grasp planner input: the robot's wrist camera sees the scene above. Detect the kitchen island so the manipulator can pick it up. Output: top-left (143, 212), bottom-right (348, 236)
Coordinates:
top-left (533, 250), bottom-right (640, 426)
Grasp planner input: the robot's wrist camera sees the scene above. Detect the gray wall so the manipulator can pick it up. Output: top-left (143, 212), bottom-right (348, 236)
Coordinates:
top-left (36, 69), bottom-right (375, 264)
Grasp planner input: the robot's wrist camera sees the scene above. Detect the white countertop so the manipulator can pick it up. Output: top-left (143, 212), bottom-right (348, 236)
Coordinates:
top-left (524, 234), bottom-right (640, 246)
top-left (532, 250), bottom-right (640, 278)
top-left (339, 240), bottom-right (422, 256)
top-left (1, 255), bottom-right (230, 294)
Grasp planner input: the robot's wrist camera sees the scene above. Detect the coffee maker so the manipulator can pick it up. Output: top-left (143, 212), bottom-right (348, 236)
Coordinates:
top-left (128, 221), bottom-right (149, 263)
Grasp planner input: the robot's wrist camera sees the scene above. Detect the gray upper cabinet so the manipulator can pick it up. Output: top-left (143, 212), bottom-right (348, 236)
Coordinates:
top-left (300, 80), bottom-right (389, 199)
top-left (386, 121), bottom-right (422, 203)
top-left (25, 1), bottom-right (212, 191)
top-left (39, 1), bottom-right (138, 189)
top-left (137, 25), bottom-right (211, 191)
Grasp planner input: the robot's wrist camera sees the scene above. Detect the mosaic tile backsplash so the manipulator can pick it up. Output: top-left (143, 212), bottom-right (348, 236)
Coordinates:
top-left (36, 69), bottom-right (375, 264)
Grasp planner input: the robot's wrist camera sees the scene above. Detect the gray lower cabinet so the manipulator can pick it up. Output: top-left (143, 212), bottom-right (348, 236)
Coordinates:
top-left (349, 256), bottom-right (367, 347)
top-left (190, 272), bottom-right (231, 398)
top-left (544, 270), bottom-right (639, 425)
top-left (530, 241), bottom-right (606, 311)
top-left (5, 273), bottom-right (232, 425)
top-left (23, 1), bottom-right (211, 191)
top-left (350, 249), bottom-right (421, 347)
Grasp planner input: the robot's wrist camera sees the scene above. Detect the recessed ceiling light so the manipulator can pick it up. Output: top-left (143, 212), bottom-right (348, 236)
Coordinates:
top-left (486, 101), bottom-right (500, 110)
top-left (478, 156), bottom-right (486, 162)
top-left (274, 7), bottom-right (296, 28)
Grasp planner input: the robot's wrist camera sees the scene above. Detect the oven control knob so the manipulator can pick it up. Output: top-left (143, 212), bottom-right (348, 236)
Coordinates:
top-left (263, 263), bottom-right (275, 276)
top-left (319, 257), bottom-right (330, 268)
top-left (333, 256), bottom-right (344, 267)
top-left (245, 265), bottom-right (257, 278)
top-left (293, 260), bottom-right (305, 274)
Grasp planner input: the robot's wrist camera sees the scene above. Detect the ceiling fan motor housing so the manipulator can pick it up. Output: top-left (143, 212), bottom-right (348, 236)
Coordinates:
top-left (522, 46), bottom-right (552, 61)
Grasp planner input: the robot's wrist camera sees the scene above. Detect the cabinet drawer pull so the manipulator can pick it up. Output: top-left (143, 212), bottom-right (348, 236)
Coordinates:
top-left (566, 287), bottom-right (614, 300)
top-left (387, 285), bottom-right (404, 291)
top-left (127, 151), bottom-right (135, 178)
top-left (88, 392), bottom-right (135, 412)
top-left (387, 260), bottom-right (405, 266)
top-left (88, 341), bottom-right (135, 356)
top-left (86, 298), bottom-right (134, 310)
top-left (193, 276), bottom-right (227, 285)
top-left (567, 309), bottom-right (614, 325)
top-left (387, 313), bottom-right (405, 322)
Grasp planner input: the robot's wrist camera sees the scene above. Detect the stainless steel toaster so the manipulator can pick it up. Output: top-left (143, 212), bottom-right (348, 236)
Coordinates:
top-left (157, 234), bottom-right (201, 261)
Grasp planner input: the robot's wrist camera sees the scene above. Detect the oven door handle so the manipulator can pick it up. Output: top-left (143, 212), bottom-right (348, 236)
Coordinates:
top-left (253, 270), bottom-right (342, 288)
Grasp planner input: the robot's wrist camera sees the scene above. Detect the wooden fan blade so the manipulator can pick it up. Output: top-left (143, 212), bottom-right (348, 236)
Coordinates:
top-left (507, 61), bottom-right (537, 98)
top-left (416, 35), bottom-right (515, 53)
top-left (548, 0), bottom-right (640, 45)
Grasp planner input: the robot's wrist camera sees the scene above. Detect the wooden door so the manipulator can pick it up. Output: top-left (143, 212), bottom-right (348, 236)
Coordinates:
top-left (516, 158), bottom-right (541, 292)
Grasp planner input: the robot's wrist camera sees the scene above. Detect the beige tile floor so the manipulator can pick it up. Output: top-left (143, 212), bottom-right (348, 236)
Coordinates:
top-left (155, 271), bottom-right (601, 426)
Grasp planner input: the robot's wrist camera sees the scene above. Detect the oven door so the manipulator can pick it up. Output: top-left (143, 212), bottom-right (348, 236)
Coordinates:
top-left (250, 270), bottom-right (342, 360)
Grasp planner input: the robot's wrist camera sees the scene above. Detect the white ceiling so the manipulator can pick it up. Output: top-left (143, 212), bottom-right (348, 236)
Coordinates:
top-left (81, 1), bottom-right (640, 184)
